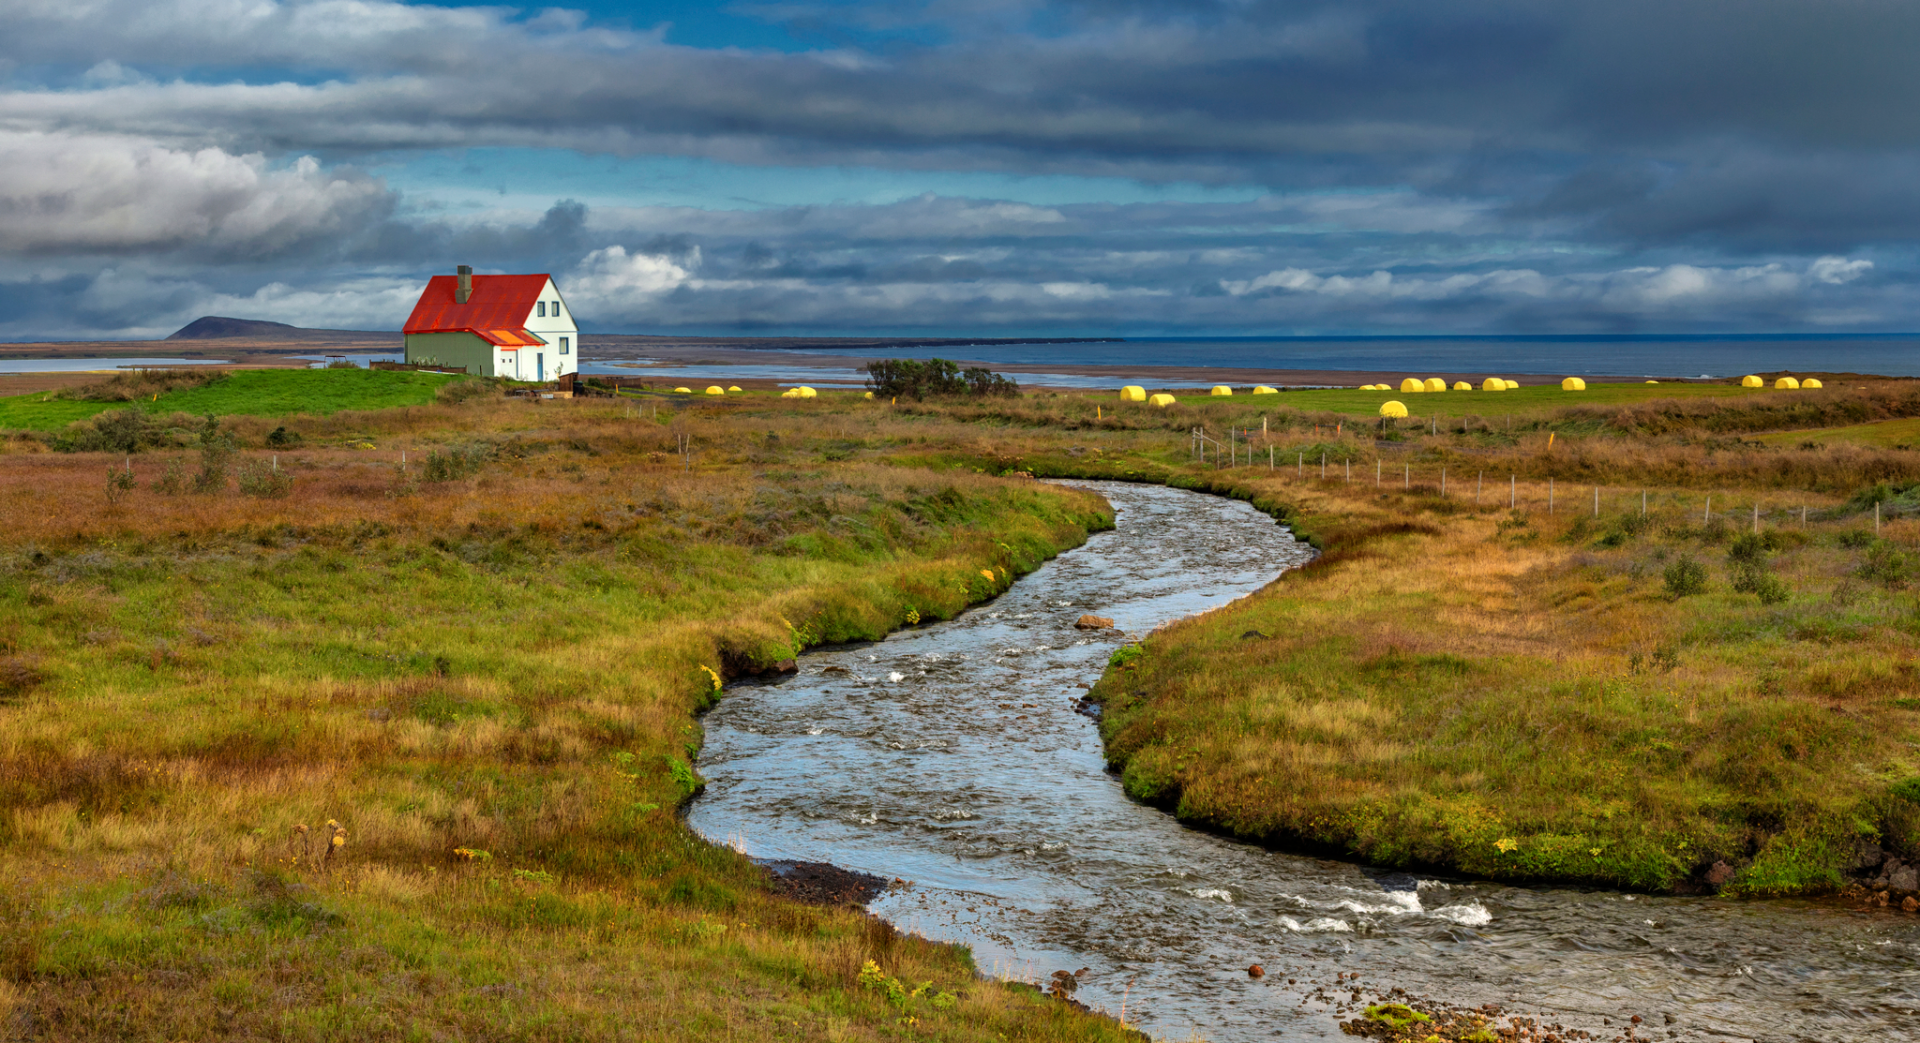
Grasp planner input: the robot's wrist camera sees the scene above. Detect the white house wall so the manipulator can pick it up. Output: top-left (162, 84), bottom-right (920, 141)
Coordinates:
top-left (518, 277), bottom-right (579, 381)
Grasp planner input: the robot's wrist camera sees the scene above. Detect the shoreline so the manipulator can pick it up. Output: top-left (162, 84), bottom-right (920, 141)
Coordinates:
top-left (0, 332), bottom-right (1802, 387)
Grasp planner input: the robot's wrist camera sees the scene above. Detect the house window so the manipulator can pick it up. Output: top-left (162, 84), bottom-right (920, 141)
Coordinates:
top-left (560, 337), bottom-right (570, 355)
top-left (536, 301), bottom-right (546, 317)
top-left (552, 301), bottom-right (562, 317)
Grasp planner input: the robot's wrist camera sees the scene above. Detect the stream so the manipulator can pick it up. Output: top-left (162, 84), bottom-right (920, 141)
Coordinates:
top-left (688, 481), bottom-right (1920, 1042)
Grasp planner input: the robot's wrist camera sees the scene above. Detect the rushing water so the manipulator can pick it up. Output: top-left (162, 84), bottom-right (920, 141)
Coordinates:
top-left (688, 482), bottom-right (1920, 1043)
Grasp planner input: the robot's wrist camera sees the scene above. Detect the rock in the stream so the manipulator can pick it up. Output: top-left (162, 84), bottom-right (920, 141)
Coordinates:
top-left (1892, 863), bottom-right (1919, 892)
top-left (1074, 614), bottom-right (1115, 630)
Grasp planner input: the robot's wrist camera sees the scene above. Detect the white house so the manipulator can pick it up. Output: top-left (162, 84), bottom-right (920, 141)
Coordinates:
top-left (401, 265), bottom-right (578, 381)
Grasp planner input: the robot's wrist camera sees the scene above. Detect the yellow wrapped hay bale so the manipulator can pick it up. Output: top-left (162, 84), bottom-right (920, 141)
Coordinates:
top-left (1802, 378), bottom-right (1823, 388)
top-left (1120, 385), bottom-right (1147, 402)
top-left (1645, 380), bottom-right (1659, 384)
top-left (1560, 377), bottom-right (1587, 391)
top-left (796, 386), bottom-right (818, 398)
top-left (1481, 377), bottom-right (1507, 391)
top-left (1149, 393), bottom-right (1177, 407)
top-left (705, 386), bottom-right (725, 395)
top-left (863, 391), bottom-right (874, 399)
top-left (1400, 377), bottom-right (1425, 393)
top-left (1741, 375), bottom-right (1764, 387)
top-left (728, 385), bottom-right (742, 392)
top-left (674, 387), bottom-right (692, 393)
top-left (1252, 385), bottom-right (1278, 394)
top-left (779, 388), bottom-right (799, 398)
top-left (1774, 376), bottom-right (1800, 389)
top-left (1210, 385), bottom-right (1234, 396)
top-left (1379, 400), bottom-right (1409, 418)
top-left (1452, 381), bottom-right (1472, 391)
top-left (1423, 377), bottom-right (1447, 392)
top-left (1503, 379), bottom-right (1520, 389)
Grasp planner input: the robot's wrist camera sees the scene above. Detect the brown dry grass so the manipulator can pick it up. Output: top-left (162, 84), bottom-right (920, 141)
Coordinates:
top-left (0, 392), bottom-right (1142, 1042)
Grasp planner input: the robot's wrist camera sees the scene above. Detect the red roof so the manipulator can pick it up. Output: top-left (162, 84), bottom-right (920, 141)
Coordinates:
top-left (403, 273), bottom-right (552, 334)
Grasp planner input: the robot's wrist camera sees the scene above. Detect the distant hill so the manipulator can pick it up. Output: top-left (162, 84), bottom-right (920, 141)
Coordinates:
top-left (168, 316), bottom-right (302, 340)
top-left (166, 316), bottom-right (395, 343)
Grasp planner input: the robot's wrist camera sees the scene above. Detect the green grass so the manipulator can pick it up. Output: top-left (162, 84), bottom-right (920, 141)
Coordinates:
top-left (0, 398), bottom-right (1140, 1042)
top-left (0, 368), bottom-right (456, 431)
top-left (1755, 416), bottom-right (1920, 449)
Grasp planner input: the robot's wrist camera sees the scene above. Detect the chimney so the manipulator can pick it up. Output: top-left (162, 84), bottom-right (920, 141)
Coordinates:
top-left (455, 265), bottom-right (472, 304)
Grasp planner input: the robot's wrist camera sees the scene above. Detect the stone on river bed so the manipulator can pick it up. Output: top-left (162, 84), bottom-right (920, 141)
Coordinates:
top-left (1074, 614), bottom-right (1115, 629)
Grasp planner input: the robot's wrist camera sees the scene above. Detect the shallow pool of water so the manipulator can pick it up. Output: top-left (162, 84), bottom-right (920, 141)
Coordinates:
top-left (689, 481), bottom-right (1920, 1042)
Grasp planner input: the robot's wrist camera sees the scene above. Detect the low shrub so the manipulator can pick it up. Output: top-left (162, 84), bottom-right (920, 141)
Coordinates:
top-left (1664, 556), bottom-right (1708, 598)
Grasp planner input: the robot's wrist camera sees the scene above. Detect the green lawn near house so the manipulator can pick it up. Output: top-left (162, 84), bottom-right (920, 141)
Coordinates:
top-left (0, 368), bottom-right (456, 431)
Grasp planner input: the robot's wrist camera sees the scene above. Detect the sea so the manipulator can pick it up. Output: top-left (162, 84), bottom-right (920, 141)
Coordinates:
top-left (790, 334), bottom-right (1920, 380)
top-left (56, 334), bottom-right (1901, 389)
top-left (580, 334), bottom-right (1920, 389)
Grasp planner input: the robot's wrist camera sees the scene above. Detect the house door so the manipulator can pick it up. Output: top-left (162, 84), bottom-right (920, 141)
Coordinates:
top-left (536, 354), bottom-right (544, 381)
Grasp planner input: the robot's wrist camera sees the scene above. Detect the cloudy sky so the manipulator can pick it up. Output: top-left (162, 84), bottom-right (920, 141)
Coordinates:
top-left (2, 0), bottom-right (1915, 339)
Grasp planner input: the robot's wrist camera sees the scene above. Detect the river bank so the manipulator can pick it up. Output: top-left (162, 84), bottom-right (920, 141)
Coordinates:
top-left (0, 389), bottom-right (1153, 1043)
top-left (998, 459), bottom-right (1920, 900)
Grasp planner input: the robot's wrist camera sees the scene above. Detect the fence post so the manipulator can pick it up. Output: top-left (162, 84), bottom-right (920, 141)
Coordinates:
top-left (1269, 445), bottom-right (1274, 470)
top-left (1404, 463), bottom-right (1409, 490)
top-left (1548, 478), bottom-right (1554, 514)
top-left (1705, 495), bottom-right (1710, 524)
top-left (1642, 490), bottom-right (1647, 516)
top-left (1753, 502), bottom-right (1759, 534)
top-left (1594, 486), bottom-right (1599, 518)
top-left (1298, 452), bottom-right (1303, 478)
top-left (1321, 452), bottom-right (1326, 479)
top-left (1377, 459), bottom-right (1381, 487)
top-left (1510, 474), bottom-right (1515, 508)
top-left (1442, 467), bottom-right (1447, 497)
top-left (1346, 458), bottom-right (1351, 483)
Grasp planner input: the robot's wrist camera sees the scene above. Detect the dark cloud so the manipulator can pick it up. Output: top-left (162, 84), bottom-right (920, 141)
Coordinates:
top-left (3, 0), bottom-right (1919, 336)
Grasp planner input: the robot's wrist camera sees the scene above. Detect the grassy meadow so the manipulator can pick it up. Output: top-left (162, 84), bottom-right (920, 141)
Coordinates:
top-left (0, 368), bottom-right (454, 432)
top-left (0, 383), bottom-right (1142, 1042)
top-left (3, 369), bottom-right (1920, 1041)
